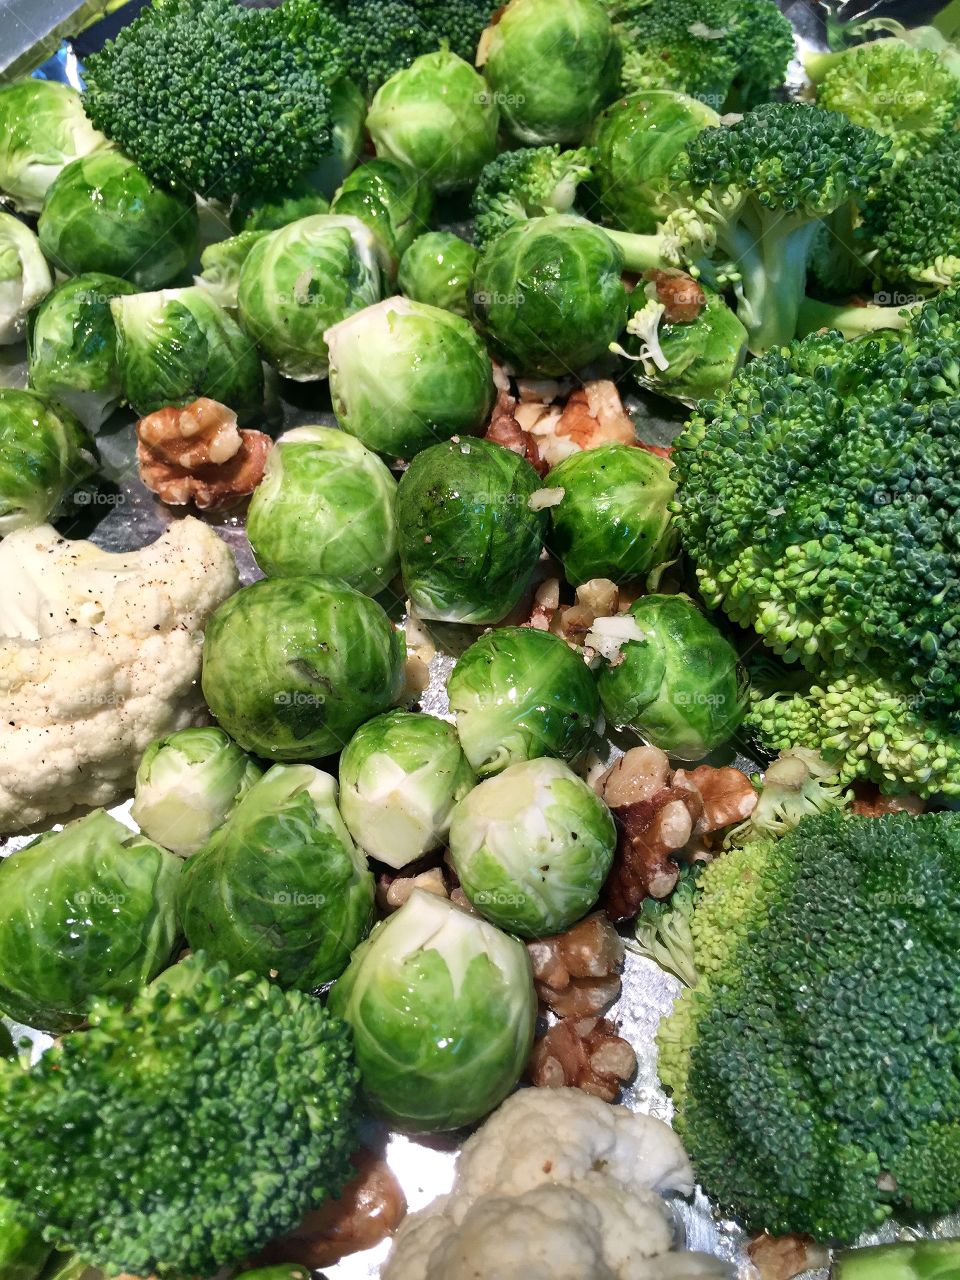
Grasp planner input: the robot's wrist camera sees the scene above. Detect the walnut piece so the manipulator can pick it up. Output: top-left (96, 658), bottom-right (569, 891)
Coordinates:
top-left (137, 398), bottom-right (272, 510)
top-left (673, 764), bottom-right (759, 834)
top-left (646, 268), bottom-right (707, 323)
top-left (376, 865), bottom-right (448, 913)
top-left (484, 387), bottom-right (547, 475)
top-left (528, 913), bottom-right (625, 1018)
top-left (851, 781), bottom-right (926, 817)
top-left (527, 1015), bottom-right (637, 1102)
top-left (747, 1232), bottom-right (830, 1280)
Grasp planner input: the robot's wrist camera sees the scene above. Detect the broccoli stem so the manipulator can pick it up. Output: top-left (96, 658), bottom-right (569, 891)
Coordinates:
top-left (601, 227), bottom-right (678, 273)
top-left (833, 1240), bottom-right (960, 1280)
top-left (797, 295), bottom-right (917, 340)
top-left (718, 208), bottom-right (820, 353)
top-left (803, 48), bottom-right (844, 85)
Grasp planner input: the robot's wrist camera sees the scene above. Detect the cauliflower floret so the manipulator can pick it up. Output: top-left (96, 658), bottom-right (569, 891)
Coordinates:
top-left (452, 1087), bottom-right (694, 1215)
top-left (0, 519), bottom-right (238, 831)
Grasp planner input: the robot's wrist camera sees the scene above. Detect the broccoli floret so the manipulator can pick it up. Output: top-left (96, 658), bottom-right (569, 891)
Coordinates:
top-left (672, 102), bottom-right (891, 352)
top-left (660, 810), bottom-right (960, 1241)
top-left (724, 748), bottom-right (849, 847)
top-left (606, 0), bottom-right (794, 113)
top-left (0, 955), bottom-right (360, 1278)
top-left (632, 862), bottom-right (702, 988)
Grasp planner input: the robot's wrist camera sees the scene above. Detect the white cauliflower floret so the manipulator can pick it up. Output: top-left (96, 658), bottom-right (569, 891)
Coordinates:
top-left (0, 519), bottom-right (238, 831)
top-left (452, 1087), bottom-right (694, 1215)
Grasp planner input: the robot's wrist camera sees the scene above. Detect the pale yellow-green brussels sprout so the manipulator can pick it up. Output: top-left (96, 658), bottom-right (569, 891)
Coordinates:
top-left (0, 212), bottom-right (52, 345)
top-left (0, 80), bottom-right (107, 214)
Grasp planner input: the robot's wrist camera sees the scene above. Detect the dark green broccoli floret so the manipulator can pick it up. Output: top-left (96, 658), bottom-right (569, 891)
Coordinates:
top-left (606, 0), bottom-right (794, 112)
top-left (660, 810), bottom-right (960, 1241)
top-left (0, 956), bottom-right (360, 1278)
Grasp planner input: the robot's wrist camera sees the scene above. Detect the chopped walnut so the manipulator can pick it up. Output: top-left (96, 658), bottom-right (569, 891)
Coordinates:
top-left (851, 782), bottom-right (926, 817)
top-left (602, 780), bottom-right (704, 917)
top-left (527, 1016), bottom-right (637, 1102)
top-left (645, 268), bottom-right (707, 324)
top-left (252, 1147), bottom-right (407, 1268)
top-left (136, 398), bottom-right (272, 510)
top-left (746, 1232), bottom-right (830, 1280)
top-left (523, 577), bottom-right (561, 631)
top-left (595, 746), bottom-right (671, 808)
top-left (516, 377), bottom-right (566, 403)
top-left (377, 866), bottom-right (448, 913)
top-left (555, 385), bottom-right (635, 454)
top-left (673, 765), bottom-right (759, 835)
top-left (528, 913), bottom-right (625, 1018)
top-left (548, 578), bottom-right (622, 649)
top-left (484, 388), bottom-right (548, 475)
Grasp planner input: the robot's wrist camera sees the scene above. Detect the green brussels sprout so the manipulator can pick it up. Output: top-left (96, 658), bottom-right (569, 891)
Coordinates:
top-left (37, 150), bottom-right (197, 289)
top-left (202, 576), bottom-right (405, 761)
top-left (481, 0), bottom-right (621, 145)
top-left (131, 726), bottom-right (263, 856)
top-left (367, 50), bottom-right (499, 193)
top-left (330, 158), bottom-right (433, 274)
top-left (230, 179), bottom-right (331, 234)
top-left (327, 297), bottom-right (495, 461)
top-left (246, 425), bottom-right (399, 594)
top-left (311, 75), bottom-right (368, 198)
top-left (0, 1196), bottom-right (49, 1280)
top-left (329, 889), bottom-right (536, 1130)
top-left (338, 710), bottom-right (476, 869)
top-left (0, 388), bottom-right (97, 535)
top-left (237, 214), bottom-right (382, 381)
top-left (546, 443), bottom-right (678, 584)
top-left (590, 91), bottom-right (720, 234)
top-left (397, 231), bottom-right (479, 319)
top-left (0, 79), bottom-right (107, 214)
top-left (0, 809), bottom-right (181, 1033)
top-left (448, 756), bottom-right (616, 936)
top-left (110, 286), bottom-right (264, 422)
top-left (0, 211), bottom-right (52, 346)
top-left (597, 593), bottom-right (750, 759)
top-left (473, 214), bottom-right (629, 376)
top-left (179, 763), bottom-right (374, 989)
top-left (396, 438), bottom-right (546, 624)
top-left (194, 229), bottom-right (267, 310)
top-left (27, 272), bottom-right (137, 430)
top-left (621, 285), bottom-right (748, 406)
top-left (446, 627), bottom-right (600, 776)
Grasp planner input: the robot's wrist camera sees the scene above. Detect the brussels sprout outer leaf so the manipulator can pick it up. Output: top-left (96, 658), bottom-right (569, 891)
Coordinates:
top-left (0, 211), bottom-right (53, 346)
top-left (0, 80), bottom-right (107, 215)
top-left (0, 1196), bottom-right (50, 1280)
top-left (330, 157), bottom-right (433, 271)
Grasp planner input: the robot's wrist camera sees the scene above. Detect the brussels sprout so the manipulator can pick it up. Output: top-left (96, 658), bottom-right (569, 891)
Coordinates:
top-left (396, 438), bottom-right (546, 624)
top-left (446, 627), bottom-right (599, 776)
top-left (449, 757), bottom-right (616, 936)
top-left (38, 150), bottom-right (197, 289)
top-left (194, 229), bottom-right (267, 309)
top-left (397, 231), bottom-right (479, 319)
top-left (546, 443), bottom-right (678, 584)
top-left (597, 593), bottom-right (750, 759)
top-left (237, 214), bottom-right (382, 381)
top-left (246, 425), bottom-right (399, 594)
top-left (481, 0), bottom-right (621, 145)
top-left (0, 79), bottom-right (107, 215)
top-left (338, 710), bottom-right (476, 868)
top-left (327, 298), bottom-right (495, 461)
top-left (0, 212), bottom-right (52, 346)
top-left (231, 182), bottom-right (331, 234)
top-left (311, 75), bottom-right (368, 198)
top-left (179, 763), bottom-right (374, 989)
top-left (367, 51), bottom-right (499, 193)
top-left (202, 576), bottom-right (405, 761)
top-left (0, 809), bottom-right (181, 1033)
top-left (0, 1196), bottom-right (49, 1280)
top-left (132, 726), bottom-right (262, 856)
top-left (111, 286), bottom-right (264, 422)
top-left (591, 91), bottom-right (719, 234)
top-left (329, 890), bottom-right (536, 1130)
top-left (473, 214), bottom-right (629, 376)
top-left (621, 286), bottom-right (748, 406)
top-left (0, 388), bottom-right (98, 535)
top-left (26, 272), bottom-right (137, 430)
top-left (330, 159), bottom-right (433, 273)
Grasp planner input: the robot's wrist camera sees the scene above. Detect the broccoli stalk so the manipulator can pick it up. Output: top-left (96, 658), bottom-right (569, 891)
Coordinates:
top-left (833, 1240), bottom-right (960, 1280)
top-left (632, 863), bottom-right (702, 988)
top-left (796, 295), bottom-right (917, 340)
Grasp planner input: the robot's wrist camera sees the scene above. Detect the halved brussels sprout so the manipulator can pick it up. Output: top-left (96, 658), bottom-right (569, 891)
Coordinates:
top-left (480, 0), bottom-right (621, 145)
top-left (590, 91), bottom-right (719, 234)
top-left (397, 231), bottom-right (479, 319)
top-left (338, 710), bottom-right (476, 868)
top-left (27, 272), bottom-right (137, 430)
top-left (37, 150), bottom-right (197, 289)
top-left (194, 229), bottom-right (267, 310)
top-left (396, 438), bottom-right (546, 624)
top-left (473, 215), bottom-right (628, 376)
top-left (329, 890), bottom-right (536, 1131)
top-left (132, 726), bottom-right (262, 856)
top-left (111, 286), bottom-right (264, 421)
top-left (447, 627), bottom-right (600, 776)
top-left (237, 214), bottom-right (382, 381)
top-left (327, 297), bottom-right (495, 461)
top-left (0, 79), bottom-right (107, 214)
top-left (178, 763), bottom-right (374, 989)
top-left (0, 809), bottom-right (181, 1032)
top-left (367, 50), bottom-right (499, 193)
top-left (448, 757), bottom-right (616, 937)
top-left (0, 212), bottom-right (52, 345)
top-left (201, 576), bottom-right (405, 761)
top-left (546, 443), bottom-right (678, 584)
top-left (597, 593), bottom-right (750, 759)
top-left (246, 425), bottom-right (399, 594)
top-left (0, 388), bottom-right (98, 535)
top-left (330, 159), bottom-right (432, 273)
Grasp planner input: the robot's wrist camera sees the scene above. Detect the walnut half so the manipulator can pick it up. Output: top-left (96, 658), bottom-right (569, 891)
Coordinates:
top-left (527, 913), bottom-right (625, 1018)
top-left (527, 1015), bottom-right (637, 1102)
